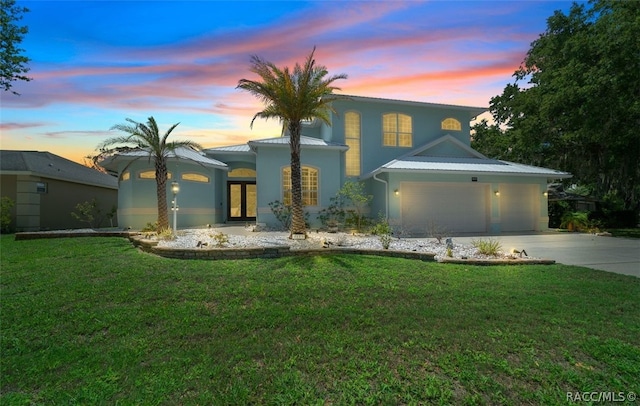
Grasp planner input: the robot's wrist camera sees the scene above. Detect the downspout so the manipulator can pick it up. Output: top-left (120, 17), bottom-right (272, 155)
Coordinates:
top-left (372, 171), bottom-right (389, 219)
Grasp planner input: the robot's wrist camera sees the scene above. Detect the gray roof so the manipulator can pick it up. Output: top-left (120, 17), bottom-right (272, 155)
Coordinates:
top-left (0, 150), bottom-right (118, 189)
top-left (99, 147), bottom-right (228, 171)
top-left (334, 94), bottom-right (487, 118)
top-left (248, 136), bottom-right (348, 151)
top-left (369, 156), bottom-right (572, 178)
top-left (204, 144), bottom-right (252, 153)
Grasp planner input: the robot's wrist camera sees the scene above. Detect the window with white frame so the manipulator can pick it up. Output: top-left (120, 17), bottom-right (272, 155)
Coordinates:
top-left (282, 166), bottom-right (318, 206)
top-left (345, 111), bottom-right (361, 176)
top-left (383, 113), bottom-right (412, 147)
top-left (441, 117), bottom-right (461, 131)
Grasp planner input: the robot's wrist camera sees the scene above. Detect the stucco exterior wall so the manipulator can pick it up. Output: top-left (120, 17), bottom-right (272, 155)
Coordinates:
top-left (329, 99), bottom-right (475, 175)
top-left (116, 160), bottom-right (224, 230)
top-left (254, 145), bottom-right (343, 228)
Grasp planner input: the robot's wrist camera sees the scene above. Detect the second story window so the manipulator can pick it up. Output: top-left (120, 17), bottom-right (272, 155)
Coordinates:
top-left (383, 113), bottom-right (412, 147)
top-left (345, 111), bottom-right (361, 177)
top-left (441, 118), bottom-right (462, 131)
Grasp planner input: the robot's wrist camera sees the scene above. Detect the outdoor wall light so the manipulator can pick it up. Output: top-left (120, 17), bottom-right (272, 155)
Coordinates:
top-left (543, 191), bottom-right (548, 197)
top-left (394, 189), bottom-right (399, 196)
top-left (494, 190), bottom-right (500, 196)
top-left (171, 181), bottom-right (180, 234)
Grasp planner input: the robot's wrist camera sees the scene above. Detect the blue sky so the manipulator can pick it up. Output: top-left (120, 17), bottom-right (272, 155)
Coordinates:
top-left (1, 0), bottom-right (577, 164)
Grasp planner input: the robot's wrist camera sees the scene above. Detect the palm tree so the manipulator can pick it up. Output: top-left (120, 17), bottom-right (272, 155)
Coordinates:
top-left (98, 116), bottom-right (202, 230)
top-left (237, 47), bottom-right (347, 236)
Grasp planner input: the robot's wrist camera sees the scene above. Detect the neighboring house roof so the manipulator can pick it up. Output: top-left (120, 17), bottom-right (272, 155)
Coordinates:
top-left (333, 94), bottom-right (488, 119)
top-left (247, 135), bottom-right (348, 152)
top-left (99, 147), bottom-right (228, 172)
top-left (362, 135), bottom-right (572, 180)
top-left (0, 150), bottom-right (118, 189)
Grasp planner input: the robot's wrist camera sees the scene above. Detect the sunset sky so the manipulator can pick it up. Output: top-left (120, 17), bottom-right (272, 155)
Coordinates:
top-left (1, 0), bottom-right (577, 164)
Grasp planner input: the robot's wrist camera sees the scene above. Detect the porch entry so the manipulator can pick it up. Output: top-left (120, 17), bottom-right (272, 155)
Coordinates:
top-left (227, 181), bottom-right (257, 221)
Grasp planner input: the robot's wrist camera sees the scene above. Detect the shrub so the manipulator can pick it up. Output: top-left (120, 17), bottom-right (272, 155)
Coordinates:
top-left (560, 211), bottom-right (590, 232)
top-left (211, 232), bottom-right (229, 248)
top-left (141, 222), bottom-right (159, 232)
top-left (1, 197), bottom-right (14, 234)
top-left (317, 196), bottom-right (346, 229)
top-left (268, 200), bottom-right (309, 231)
top-left (337, 181), bottom-right (372, 232)
top-left (425, 219), bottom-right (449, 243)
top-left (71, 198), bottom-right (105, 229)
top-left (157, 227), bottom-right (176, 241)
top-left (471, 238), bottom-right (502, 257)
top-left (371, 215), bottom-right (393, 249)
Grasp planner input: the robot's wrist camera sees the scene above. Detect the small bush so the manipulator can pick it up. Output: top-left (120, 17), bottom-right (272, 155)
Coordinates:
top-left (141, 222), bottom-right (159, 232)
top-left (560, 211), bottom-right (590, 232)
top-left (211, 232), bottom-right (229, 247)
top-left (371, 215), bottom-right (393, 249)
top-left (157, 227), bottom-right (176, 241)
top-left (71, 198), bottom-right (104, 229)
top-left (1, 196), bottom-right (14, 234)
top-left (471, 238), bottom-right (502, 257)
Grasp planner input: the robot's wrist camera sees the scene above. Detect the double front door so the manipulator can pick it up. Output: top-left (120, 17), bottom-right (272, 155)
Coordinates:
top-left (228, 181), bottom-right (256, 221)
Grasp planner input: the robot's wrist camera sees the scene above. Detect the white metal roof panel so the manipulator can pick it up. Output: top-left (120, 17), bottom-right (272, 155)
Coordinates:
top-left (377, 156), bottom-right (571, 178)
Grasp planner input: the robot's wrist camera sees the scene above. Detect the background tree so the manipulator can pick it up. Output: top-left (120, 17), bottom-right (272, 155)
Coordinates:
top-left (96, 117), bottom-right (202, 230)
top-left (472, 0), bottom-right (640, 217)
top-left (1, 0), bottom-right (31, 94)
top-left (237, 47), bottom-right (347, 236)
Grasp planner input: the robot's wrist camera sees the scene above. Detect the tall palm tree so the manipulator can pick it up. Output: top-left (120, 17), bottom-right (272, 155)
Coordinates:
top-left (237, 47), bottom-right (347, 236)
top-left (98, 116), bottom-right (202, 230)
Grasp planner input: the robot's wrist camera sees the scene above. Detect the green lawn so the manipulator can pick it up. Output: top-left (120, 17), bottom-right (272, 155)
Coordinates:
top-left (1, 236), bottom-right (639, 405)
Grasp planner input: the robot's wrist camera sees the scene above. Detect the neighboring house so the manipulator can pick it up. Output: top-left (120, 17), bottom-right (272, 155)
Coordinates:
top-left (101, 95), bottom-right (572, 233)
top-left (0, 150), bottom-right (118, 231)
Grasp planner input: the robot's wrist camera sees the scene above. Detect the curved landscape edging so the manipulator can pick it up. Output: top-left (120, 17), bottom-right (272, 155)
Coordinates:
top-left (14, 232), bottom-right (556, 265)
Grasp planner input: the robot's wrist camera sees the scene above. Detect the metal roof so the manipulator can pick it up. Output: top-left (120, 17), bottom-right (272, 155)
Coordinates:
top-left (204, 144), bottom-right (252, 153)
top-left (248, 135), bottom-right (348, 150)
top-left (367, 156), bottom-right (572, 178)
top-left (99, 147), bottom-right (228, 171)
top-left (0, 150), bottom-right (118, 189)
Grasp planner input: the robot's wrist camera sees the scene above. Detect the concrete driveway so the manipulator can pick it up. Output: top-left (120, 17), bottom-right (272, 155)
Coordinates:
top-left (454, 233), bottom-right (640, 278)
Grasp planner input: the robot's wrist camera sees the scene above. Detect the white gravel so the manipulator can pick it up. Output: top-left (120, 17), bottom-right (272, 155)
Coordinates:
top-left (155, 228), bottom-right (531, 261)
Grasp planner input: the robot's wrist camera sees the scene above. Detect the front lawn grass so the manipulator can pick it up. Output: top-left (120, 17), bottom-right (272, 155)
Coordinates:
top-left (1, 236), bottom-right (639, 405)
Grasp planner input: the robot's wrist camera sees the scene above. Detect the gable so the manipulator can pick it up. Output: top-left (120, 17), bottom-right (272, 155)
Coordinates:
top-left (404, 134), bottom-right (487, 160)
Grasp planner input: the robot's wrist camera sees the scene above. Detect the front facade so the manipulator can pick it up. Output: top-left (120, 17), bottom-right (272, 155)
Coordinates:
top-left (102, 95), bottom-right (572, 234)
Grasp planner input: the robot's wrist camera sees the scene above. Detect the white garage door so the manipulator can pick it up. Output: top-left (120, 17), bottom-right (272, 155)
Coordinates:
top-left (500, 184), bottom-right (537, 232)
top-left (401, 182), bottom-right (489, 234)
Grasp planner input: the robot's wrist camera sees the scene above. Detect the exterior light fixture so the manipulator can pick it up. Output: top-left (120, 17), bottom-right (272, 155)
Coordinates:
top-left (171, 181), bottom-right (180, 234)
top-left (543, 192), bottom-right (548, 197)
top-left (494, 190), bottom-right (500, 196)
top-left (394, 189), bottom-right (399, 196)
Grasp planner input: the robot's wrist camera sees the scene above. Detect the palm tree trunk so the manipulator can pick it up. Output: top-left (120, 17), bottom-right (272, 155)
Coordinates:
top-left (155, 158), bottom-right (169, 230)
top-left (289, 121), bottom-right (306, 236)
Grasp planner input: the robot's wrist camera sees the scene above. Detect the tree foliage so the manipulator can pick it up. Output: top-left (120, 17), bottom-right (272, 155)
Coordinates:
top-left (237, 47), bottom-right (347, 236)
top-left (96, 117), bottom-right (202, 230)
top-left (1, 0), bottom-right (31, 94)
top-left (472, 0), bottom-right (640, 214)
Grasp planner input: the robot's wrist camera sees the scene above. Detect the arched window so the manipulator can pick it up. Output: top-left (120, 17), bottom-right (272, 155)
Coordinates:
top-left (121, 171), bottom-right (130, 181)
top-left (441, 118), bottom-right (461, 131)
top-left (345, 111), bottom-right (361, 176)
top-left (228, 168), bottom-right (257, 178)
top-left (138, 170), bottom-right (172, 180)
top-left (282, 166), bottom-right (318, 206)
top-left (181, 173), bottom-right (209, 183)
top-left (383, 113), bottom-right (412, 147)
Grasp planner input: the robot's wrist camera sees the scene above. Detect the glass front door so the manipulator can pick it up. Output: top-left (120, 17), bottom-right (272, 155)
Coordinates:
top-left (228, 181), bottom-right (256, 221)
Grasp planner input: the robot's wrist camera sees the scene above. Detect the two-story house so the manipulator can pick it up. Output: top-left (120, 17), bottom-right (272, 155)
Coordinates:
top-left (100, 95), bottom-right (571, 234)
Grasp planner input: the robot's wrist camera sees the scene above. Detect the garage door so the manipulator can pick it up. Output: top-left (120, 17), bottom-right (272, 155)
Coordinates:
top-left (500, 184), bottom-right (537, 232)
top-left (401, 182), bottom-right (489, 234)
